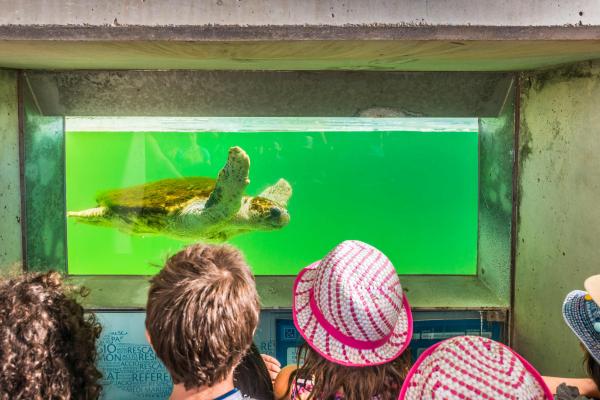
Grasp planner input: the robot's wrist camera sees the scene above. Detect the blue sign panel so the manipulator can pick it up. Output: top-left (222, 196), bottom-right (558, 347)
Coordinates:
top-left (275, 319), bottom-right (303, 365)
top-left (96, 312), bottom-right (172, 400)
top-left (258, 310), bottom-right (505, 366)
top-left (410, 317), bottom-right (503, 360)
top-left (91, 310), bottom-right (505, 397)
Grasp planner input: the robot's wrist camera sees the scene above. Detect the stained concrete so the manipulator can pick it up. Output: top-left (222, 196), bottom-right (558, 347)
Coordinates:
top-left (72, 275), bottom-right (508, 310)
top-left (25, 70), bottom-right (512, 117)
top-left (2, 40), bottom-right (600, 71)
top-left (2, 1), bottom-right (600, 72)
top-left (0, 70), bottom-right (21, 273)
top-left (514, 60), bottom-right (600, 376)
top-left (1, 0), bottom-right (598, 26)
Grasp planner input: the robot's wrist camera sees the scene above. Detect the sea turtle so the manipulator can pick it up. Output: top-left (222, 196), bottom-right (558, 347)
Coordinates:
top-left (68, 146), bottom-right (292, 241)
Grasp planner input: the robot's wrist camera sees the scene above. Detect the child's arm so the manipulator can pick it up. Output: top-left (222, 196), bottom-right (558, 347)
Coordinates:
top-left (273, 365), bottom-right (298, 400)
top-left (543, 376), bottom-right (600, 397)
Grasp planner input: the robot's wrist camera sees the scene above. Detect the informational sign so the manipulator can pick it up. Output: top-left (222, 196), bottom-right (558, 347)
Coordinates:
top-left (92, 310), bottom-right (504, 398)
top-left (254, 310), bottom-right (285, 359)
top-left (276, 319), bottom-right (302, 365)
top-left (96, 312), bottom-right (172, 400)
top-left (410, 317), bottom-right (503, 360)
top-left (256, 310), bottom-right (505, 365)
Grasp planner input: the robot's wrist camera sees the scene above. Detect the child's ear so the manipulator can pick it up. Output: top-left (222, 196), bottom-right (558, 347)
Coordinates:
top-left (145, 329), bottom-right (155, 351)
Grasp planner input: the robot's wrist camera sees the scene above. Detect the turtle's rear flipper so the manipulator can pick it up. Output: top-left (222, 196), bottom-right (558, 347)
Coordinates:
top-left (67, 206), bottom-right (109, 226)
top-left (260, 179), bottom-right (292, 207)
top-left (200, 146), bottom-right (250, 223)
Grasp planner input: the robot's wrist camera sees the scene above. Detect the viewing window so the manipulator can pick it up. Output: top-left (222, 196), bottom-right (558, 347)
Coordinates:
top-left (65, 117), bottom-right (478, 276)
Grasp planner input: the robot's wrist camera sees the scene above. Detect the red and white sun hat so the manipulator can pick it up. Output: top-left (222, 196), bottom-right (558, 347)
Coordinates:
top-left (399, 336), bottom-right (553, 400)
top-left (292, 240), bottom-right (413, 367)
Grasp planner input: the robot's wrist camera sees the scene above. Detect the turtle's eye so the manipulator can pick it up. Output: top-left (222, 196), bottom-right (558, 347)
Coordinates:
top-left (269, 207), bottom-right (282, 218)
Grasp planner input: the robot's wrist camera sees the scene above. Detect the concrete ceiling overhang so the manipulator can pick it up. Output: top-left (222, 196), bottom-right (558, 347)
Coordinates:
top-left (25, 70), bottom-right (514, 117)
top-left (1, 25), bottom-right (600, 71)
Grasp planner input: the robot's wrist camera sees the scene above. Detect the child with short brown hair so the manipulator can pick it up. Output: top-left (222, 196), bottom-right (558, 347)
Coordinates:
top-left (145, 243), bottom-right (261, 400)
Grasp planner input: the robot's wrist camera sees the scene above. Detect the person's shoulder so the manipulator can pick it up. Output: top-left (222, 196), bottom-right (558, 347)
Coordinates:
top-left (273, 365), bottom-right (298, 400)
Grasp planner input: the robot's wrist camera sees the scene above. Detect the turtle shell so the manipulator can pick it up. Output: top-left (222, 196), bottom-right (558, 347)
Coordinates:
top-left (97, 177), bottom-right (216, 216)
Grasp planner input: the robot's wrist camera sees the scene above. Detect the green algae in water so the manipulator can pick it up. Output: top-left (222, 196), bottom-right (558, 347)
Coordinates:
top-left (65, 119), bottom-right (478, 275)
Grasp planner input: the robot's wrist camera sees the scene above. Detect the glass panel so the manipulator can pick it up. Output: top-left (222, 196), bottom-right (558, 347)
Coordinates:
top-left (478, 90), bottom-right (515, 304)
top-left (65, 118), bottom-right (478, 276)
top-left (23, 92), bottom-right (66, 272)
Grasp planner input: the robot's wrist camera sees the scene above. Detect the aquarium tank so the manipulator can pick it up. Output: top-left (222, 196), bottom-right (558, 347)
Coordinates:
top-left (65, 117), bottom-right (478, 276)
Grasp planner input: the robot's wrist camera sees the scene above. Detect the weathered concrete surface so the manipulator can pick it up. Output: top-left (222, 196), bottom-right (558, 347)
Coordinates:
top-left (2, 1), bottom-right (600, 71)
top-left (0, 70), bottom-right (21, 273)
top-left (514, 61), bottom-right (600, 376)
top-left (2, 40), bottom-right (600, 71)
top-left (0, 1), bottom-right (600, 72)
top-left (1, 0), bottom-right (598, 27)
top-left (72, 275), bottom-right (508, 310)
top-left (25, 70), bottom-right (512, 117)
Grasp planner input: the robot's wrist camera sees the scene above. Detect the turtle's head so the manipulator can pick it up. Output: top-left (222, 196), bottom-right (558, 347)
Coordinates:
top-left (241, 196), bottom-right (290, 230)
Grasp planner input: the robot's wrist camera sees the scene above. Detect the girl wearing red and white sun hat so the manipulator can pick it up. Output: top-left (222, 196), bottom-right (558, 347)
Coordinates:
top-left (398, 335), bottom-right (553, 400)
top-left (273, 240), bottom-right (413, 400)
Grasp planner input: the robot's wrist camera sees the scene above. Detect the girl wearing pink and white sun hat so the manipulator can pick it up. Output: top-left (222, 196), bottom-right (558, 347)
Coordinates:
top-left (398, 335), bottom-right (553, 400)
top-left (273, 240), bottom-right (413, 400)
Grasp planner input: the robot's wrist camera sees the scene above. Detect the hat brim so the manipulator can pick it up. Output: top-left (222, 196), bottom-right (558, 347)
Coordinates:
top-left (585, 275), bottom-right (600, 306)
top-left (292, 261), bottom-right (413, 367)
top-left (398, 336), bottom-right (553, 400)
top-left (563, 290), bottom-right (600, 363)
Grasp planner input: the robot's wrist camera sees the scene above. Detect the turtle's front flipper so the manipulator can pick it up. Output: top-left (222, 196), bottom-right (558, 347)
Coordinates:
top-left (201, 146), bottom-right (250, 223)
top-left (259, 179), bottom-right (292, 207)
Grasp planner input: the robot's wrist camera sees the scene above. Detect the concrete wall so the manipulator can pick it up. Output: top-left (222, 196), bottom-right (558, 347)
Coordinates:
top-left (0, 70), bottom-right (21, 273)
top-left (25, 70), bottom-right (511, 117)
top-left (514, 61), bottom-right (600, 376)
top-left (1, 0), bottom-right (598, 26)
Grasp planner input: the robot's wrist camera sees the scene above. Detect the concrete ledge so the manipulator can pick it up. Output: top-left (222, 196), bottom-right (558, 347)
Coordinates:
top-left (70, 275), bottom-right (509, 311)
top-left (3, 38), bottom-right (600, 71)
top-left (3, 25), bottom-right (600, 41)
top-left (0, 0), bottom-right (598, 28)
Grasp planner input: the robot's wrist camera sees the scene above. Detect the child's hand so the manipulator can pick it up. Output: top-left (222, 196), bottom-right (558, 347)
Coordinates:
top-left (261, 354), bottom-right (281, 381)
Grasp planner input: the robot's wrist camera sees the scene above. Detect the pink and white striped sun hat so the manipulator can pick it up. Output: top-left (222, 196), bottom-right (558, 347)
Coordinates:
top-left (399, 336), bottom-right (553, 400)
top-left (292, 240), bottom-right (413, 367)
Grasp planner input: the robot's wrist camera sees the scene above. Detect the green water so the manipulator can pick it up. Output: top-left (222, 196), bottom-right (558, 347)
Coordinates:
top-left (66, 128), bottom-right (478, 275)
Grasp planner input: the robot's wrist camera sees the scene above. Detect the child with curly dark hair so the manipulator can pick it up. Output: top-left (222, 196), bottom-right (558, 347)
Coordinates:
top-left (0, 271), bottom-right (103, 400)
